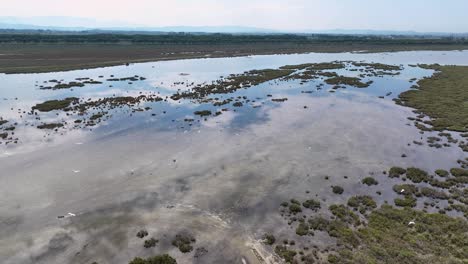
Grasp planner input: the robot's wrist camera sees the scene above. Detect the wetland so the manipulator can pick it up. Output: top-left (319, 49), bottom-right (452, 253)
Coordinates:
top-left (0, 50), bottom-right (467, 264)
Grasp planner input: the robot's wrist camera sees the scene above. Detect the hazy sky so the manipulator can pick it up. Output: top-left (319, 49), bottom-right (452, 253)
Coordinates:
top-left (2, 0), bottom-right (467, 32)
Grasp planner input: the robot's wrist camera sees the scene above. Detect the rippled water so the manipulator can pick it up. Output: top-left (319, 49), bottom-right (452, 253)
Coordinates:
top-left (0, 51), bottom-right (467, 264)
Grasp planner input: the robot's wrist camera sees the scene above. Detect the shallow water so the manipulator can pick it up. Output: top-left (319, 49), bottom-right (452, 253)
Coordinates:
top-left (0, 51), bottom-right (467, 264)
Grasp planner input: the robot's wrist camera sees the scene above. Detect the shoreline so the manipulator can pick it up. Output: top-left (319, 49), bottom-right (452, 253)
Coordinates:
top-left (1, 43), bottom-right (468, 74)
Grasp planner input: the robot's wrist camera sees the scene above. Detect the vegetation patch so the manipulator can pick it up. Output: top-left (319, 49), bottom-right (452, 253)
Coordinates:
top-left (435, 169), bottom-right (449, 177)
top-left (325, 76), bottom-right (371, 88)
top-left (37, 123), bottom-right (64, 129)
top-left (329, 204), bottom-right (359, 225)
top-left (262, 233), bottom-right (276, 245)
top-left (295, 222), bottom-right (310, 236)
top-left (172, 233), bottom-right (196, 253)
top-left (406, 167), bottom-right (429, 183)
top-left (302, 199), bottom-right (321, 211)
top-left (144, 238), bottom-right (159, 248)
top-left (450, 168), bottom-right (468, 177)
top-left (397, 65), bottom-right (468, 132)
top-left (394, 195), bottom-right (417, 207)
top-left (332, 185), bottom-right (344, 194)
top-left (347, 196), bottom-right (377, 213)
top-left (128, 254), bottom-right (177, 264)
top-left (361, 177), bottom-right (378, 186)
top-left (32, 97), bottom-right (79, 112)
top-left (330, 205), bottom-right (468, 264)
top-left (275, 245), bottom-right (297, 263)
top-left (136, 230), bottom-right (148, 238)
top-left (193, 110), bottom-right (212, 116)
top-left (351, 62), bottom-right (402, 71)
top-left (389, 166), bottom-right (406, 178)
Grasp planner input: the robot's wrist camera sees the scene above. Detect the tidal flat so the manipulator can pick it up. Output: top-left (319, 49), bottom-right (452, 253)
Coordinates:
top-left (0, 51), bottom-right (467, 264)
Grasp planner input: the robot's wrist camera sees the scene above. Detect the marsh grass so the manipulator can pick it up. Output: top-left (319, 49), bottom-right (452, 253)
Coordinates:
top-left (397, 65), bottom-right (468, 132)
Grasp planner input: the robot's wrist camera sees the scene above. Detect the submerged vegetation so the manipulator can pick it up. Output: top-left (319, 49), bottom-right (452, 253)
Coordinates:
top-left (128, 255), bottom-right (177, 264)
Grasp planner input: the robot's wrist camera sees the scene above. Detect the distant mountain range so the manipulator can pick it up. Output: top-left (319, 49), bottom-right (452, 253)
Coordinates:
top-left (0, 16), bottom-right (467, 36)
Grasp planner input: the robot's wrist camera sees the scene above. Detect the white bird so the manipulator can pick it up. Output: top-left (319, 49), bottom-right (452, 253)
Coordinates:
top-left (400, 189), bottom-right (405, 193)
top-left (72, 170), bottom-right (80, 173)
top-left (66, 212), bottom-right (76, 217)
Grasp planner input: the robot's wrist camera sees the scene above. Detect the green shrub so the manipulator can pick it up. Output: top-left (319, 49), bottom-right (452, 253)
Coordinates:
top-left (302, 199), bottom-right (321, 210)
top-left (406, 167), bottom-right (429, 183)
top-left (435, 169), bottom-right (449, 177)
top-left (296, 222), bottom-right (310, 236)
top-left (394, 196), bottom-right (417, 207)
top-left (289, 203), bottom-right (302, 214)
top-left (262, 233), bottom-right (276, 245)
top-left (362, 177), bottom-right (379, 186)
top-left (329, 205), bottom-right (359, 225)
top-left (389, 167), bottom-right (406, 178)
top-left (347, 196), bottom-right (377, 213)
top-left (332, 186), bottom-right (344, 194)
top-left (129, 254), bottom-right (177, 264)
top-left (275, 245), bottom-right (297, 263)
top-left (172, 233), bottom-right (195, 253)
top-left (450, 168), bottom-right (468, 177)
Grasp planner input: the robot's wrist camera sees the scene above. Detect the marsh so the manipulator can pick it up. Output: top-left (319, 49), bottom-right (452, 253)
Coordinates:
top-left (0, 50), bottom-right (467, 264)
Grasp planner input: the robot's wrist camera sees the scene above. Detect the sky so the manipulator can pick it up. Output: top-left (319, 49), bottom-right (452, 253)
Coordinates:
top-left (1, 0), bottom-right (467, 32)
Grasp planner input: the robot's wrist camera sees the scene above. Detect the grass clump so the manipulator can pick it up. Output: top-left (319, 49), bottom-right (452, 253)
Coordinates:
top-left (144, 238), bottom-right (159, 248)
top-left (420, 187), bottom-right (448, 200)
top-left (332, 185), bottom-right (344, 194)
top-left (392, 184), bottom-right (419, 196)
top-left (289, 203), bottom-right (302, 214)
top-left (362, 177), bottom-right (378, 186)
top-left (394, 196), bottom-right (417, 207)
top-left (37, 123), bottom-right (64, 129)
top-left (136, 230), bottom-right (148, 238)
top-left (302, 199), bottom-right (321, 211)
top-left (435, 169), bottom-right (449, 177)
top-left (347, 196), bottom-right (377, 214)
top-left (128, 255), bottom-right (177, 264)
top-left (193, 110), bottom-right (212, 116)
top-left (262, 233), bottom-right (276, 245)
top-left (275, 245), bottom-right (297, 263)
top-left (32, 97), bottom-right (79, 112)
top-left (406, 167), bottom-right (429, 183)
top-left (389, 167), bottom-right (406, 178)
top-left (450, 168), bottom-right (468, 177)
top-left (329, 205), bottom-right (359, 225)
top-left (295, 222), bottom-right (310, 236)
top-left (172, 233), bottom-right (196, 253)
top-left (325, 76), bottom-right (371, 88)
top-left (90, 112), bottom-right (106, 120)
top-left (308, 216), bottom-right (330, 231)
top-left (280, 62), bottom-right (345, 71)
